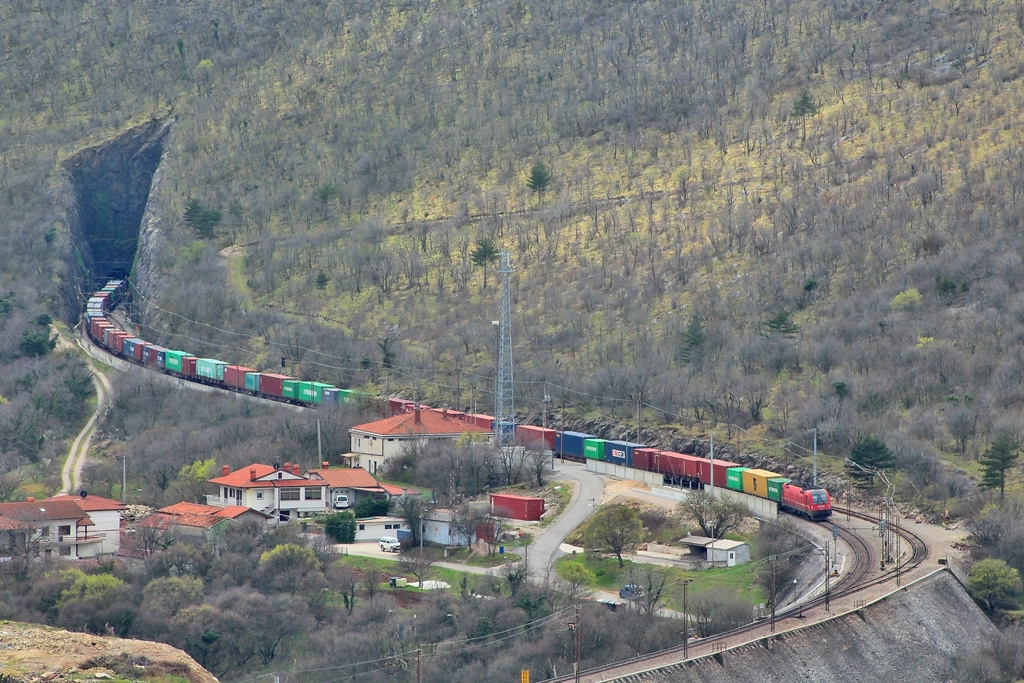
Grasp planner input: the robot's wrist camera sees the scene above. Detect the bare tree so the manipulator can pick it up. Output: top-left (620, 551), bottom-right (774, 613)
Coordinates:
top-left (678, 489), bottom-right (748, 539)
top-left (401, 549), bottom-right (439, 590)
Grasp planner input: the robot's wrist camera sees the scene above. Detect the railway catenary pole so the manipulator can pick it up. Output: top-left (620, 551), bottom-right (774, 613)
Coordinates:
top-left (682, 580), bottom-right (691, 659)
top-left (812, 427), bottom-right (818, 488)
top-left (824, 542), bottom-right (830, 612)
top-left (709, 432), bottom-right (715, 499)
top-left (769, 555), bottom-right (777, 633)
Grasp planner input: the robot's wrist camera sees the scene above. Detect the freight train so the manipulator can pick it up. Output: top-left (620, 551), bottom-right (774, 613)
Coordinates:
top-left (84, 282), bottom-right (831, 520)
top-left (84, 280), bottom-right (367, 407)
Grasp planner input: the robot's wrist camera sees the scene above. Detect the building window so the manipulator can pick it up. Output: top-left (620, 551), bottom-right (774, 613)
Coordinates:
top-left (39, 526), bottom-right (49, 537)
top-left (59, 546), bottom-right (72, 556)
top-left (280, 488), bottom-right (300, 501)
top-left (305, 488), bottom-right (322, 500)
top-left (256, 492), bottom-right (264, 500)
top-left (358, 524), bottom-right (365, 531)
top-left (57, 525), bottom-right (71, 536)
top-left (384, 523), bottom-right (399, 530)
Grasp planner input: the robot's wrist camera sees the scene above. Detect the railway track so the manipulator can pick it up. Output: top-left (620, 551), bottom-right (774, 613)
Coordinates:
top-left (541, 508), bottom-right (931, 683)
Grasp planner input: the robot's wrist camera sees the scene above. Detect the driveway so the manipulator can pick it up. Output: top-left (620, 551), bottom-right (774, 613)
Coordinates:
top-left (524, 460), bottom-right (605, 576)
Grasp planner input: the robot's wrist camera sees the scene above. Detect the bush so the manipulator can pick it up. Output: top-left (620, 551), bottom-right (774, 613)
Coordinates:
top-left (353, 497), bottom-right (390, 519)
top-left (890, 288), bottom-right (922, 311)
top-left (323, 511), bottom-right (357, 543)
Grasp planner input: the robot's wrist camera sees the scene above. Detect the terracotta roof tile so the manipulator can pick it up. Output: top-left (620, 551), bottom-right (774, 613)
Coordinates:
top-left (160, 502), bottom-right (221, 516)
top-left (45, 494), bottom-right (126, 512)
top-left (136, 512), bottom-right (224, 530)
top-left (209, 464), bottom-right (325, 489)
top-left (352, 410), bottom-right (490, 437)
top-left (213, 506), bottom-right (269, 519)
top-left (307, 468), bottom-right (380, 489)
top-left (0, 500), bottom-right (91, 523)
top-left (379, 483), bottom-right (420, 496)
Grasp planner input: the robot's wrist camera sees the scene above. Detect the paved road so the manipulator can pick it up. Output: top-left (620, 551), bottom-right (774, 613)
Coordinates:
top-left (526, 459), bottom-right (605, 576)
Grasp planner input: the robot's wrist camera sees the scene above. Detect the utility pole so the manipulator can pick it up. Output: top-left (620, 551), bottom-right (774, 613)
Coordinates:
top-left (416, 646), bottom-right (422, 683)
top-left (812, 428), bottom-right (818, 488)
top-left (682, 580), bottom-right (691, 659)
top-left (542, 383), bottom-right (550, 430)
top-left (895, 514), bottom-right (902, 586)
top-left (769, 554), bottom-right (777, 633)
top-left (574, 605), bottom-right (581, 683)
top-left (635, 392), bottom-right (641, 442)
top-left (709, 432), bottom-right (715, 498)
top-left (317, 416), bottom-right (323, 466)
top-left (824, 542), bottom-right (830, 612)
top-left (121, 454), bottom-right (127, 503)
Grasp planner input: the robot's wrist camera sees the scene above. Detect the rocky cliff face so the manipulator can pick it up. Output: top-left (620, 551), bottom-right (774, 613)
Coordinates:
top-left (61, 118), bottom-right (172, 320)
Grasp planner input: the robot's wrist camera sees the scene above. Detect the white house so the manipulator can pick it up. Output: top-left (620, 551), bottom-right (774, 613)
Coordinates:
top-left (45, 493), bottom-right (126, 554)
top-left (207, 462), bottom-right (329, 521)
top-left (354, 516), bottom-right (408, 542)
top-left (348, 405), bottom-right (491, 475)
top-left (305, 465), bottom-right (389, 509)
top-left (0, 499), bottom-right (104, 560)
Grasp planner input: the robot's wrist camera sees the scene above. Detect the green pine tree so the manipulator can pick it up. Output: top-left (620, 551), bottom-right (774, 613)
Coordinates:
top-left (848, 435), bottom-right (894, 486)
top-left (526, 161), bottom-right (552, 204)
top-left (790, 89), bottom-right (818, 142)
top-left (471, 238), bottom-right (500, 290)
top-left (980, 436), bottom-right (1019, 499)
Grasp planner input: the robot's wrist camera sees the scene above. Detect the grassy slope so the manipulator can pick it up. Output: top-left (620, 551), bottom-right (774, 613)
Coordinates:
top-left (5, 0), bottom-right (1024, 494)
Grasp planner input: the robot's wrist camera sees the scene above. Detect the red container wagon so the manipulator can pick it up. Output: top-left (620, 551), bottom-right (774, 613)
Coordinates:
top-left (389, 398), bottom-right (417, 416)
top-left (224, 365), bottom-right (256, 390)
top-left (633, 448), bottom-right (657, 472)
top-left (181, 356), bottom-right (197, 377)
top-left (490, 493), bottom-right (545, 522)
top-left (109, 331), bottom-right (129, 354)
top-left (132, 340), bottom-right (146, 361)
top-left (259, 373), bottom-right (292, 398)
top-left (660, 452), bottom-right (689, 479)
top-left (695, 458), bottom-right (740, 489)
top-left (677, 453), bottom-right (703, 480)
top-left (517, 425), bottom-right (557, 451)
top-left (469, 413), bottom-right (495, 430)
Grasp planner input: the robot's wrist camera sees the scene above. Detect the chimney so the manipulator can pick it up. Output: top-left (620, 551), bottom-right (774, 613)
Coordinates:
top-left (283, 461), bottom-right (291, 473)
top-left (293, 463), bottom-right (301, 476)
top-left (414, 404), bottom-right (421, 424)
top-left (222, 465), bottom-right (230, 476)
top-left (26, 496), bottom-right (34, 502)
top-left (322, 461), bottom-right (330, 469)
top-left (249, 468), bottom-right (256, 481)
top-left (443, 408), bottom-right (448, 419)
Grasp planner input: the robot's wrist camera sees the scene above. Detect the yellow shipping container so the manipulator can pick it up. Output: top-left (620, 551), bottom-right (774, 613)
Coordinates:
top-left (742, 468), bottom-right (783, 500)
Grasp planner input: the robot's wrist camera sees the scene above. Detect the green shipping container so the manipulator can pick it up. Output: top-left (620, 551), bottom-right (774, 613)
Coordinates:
top-left (245, 372), bottom-right (261, 392)
top-left (196, 358), bottom-right (228, 381)
top-left (164, 350), bottom-right (188, 373)
top-left (282, 380), bottom-right (301, 400)
top-left (767, 477), bottom-right (790, 503)
top-left (337, 389), bottom-right (354, 403)
top-left (298, 381), bottom-right (315, 403)
top-left (583, 438), bottom-right (607, 461)
top-left (312, 382), bottom-right (334, 404)
top-left (726, 467), bottom-right (748, 492)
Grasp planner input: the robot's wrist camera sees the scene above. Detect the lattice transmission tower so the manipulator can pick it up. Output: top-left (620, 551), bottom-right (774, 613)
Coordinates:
top-left (494, 250), bottom-right (515, 444)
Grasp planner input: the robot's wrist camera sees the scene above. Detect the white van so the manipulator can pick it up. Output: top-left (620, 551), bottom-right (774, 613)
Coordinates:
top-left (333, 493), bottom-right (350, 509)
top-left (379, 536), bottom-right (401, 553)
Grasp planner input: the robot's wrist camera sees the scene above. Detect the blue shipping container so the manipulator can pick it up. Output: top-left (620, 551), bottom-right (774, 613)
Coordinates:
top-left (555, 430), bottom-right (595, 459)
top-left (605, 440), bottom-right (645, 467)
top-left (322, 388), bottom-right (341, 405)
top-left (493, 421), bottom-right (516, 438)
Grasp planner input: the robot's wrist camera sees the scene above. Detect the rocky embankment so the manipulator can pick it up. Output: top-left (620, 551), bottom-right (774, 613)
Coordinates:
top-left (0, 621), bottom-right (218, 683)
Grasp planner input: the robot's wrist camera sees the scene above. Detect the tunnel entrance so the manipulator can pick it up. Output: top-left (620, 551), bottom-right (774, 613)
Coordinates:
top-left (66, 119), bottom-right (170, 287)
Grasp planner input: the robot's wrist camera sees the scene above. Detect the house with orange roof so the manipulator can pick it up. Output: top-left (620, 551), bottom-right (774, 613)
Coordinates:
top-left (134, 510), bottom-right (231, 547)
top-left (348, 404), bottom-right (491, 475)
top-left (160, 501), bottom-right (273, 525)
top-left (206, 462), bottom-right (329, 522)
top-left (45, 492), bottom-right (125, 554)
top-left (0, 499), bottom-right (104, 560)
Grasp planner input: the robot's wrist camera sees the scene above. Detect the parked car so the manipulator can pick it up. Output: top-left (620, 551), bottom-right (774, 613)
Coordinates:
top-left (619, 584), bottom-right (643, 599)
top-left (379, 536), bottom-right (401, 553)
top-left (333, 493), bottom-right (350, 509)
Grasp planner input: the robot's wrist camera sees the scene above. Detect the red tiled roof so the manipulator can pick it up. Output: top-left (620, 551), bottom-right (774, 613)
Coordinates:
top-left (46, 494), bottom-right (126, 512)
top-left (209, 464), bottom-right (324, 489)
top-left (378, 483), bottom-right (420, 496)
top-left (213, 506), bottom-right (269, 519)
top-left (307, 468), bottom-right (380, 489)
top-left (160, 502), bottom-right (221, 516)
top-left (136, 512), bottom-right (224, 530)
top-left (0, 500), bottom-right (91, 523)
top-left (352, 410), bottom-right (490, 437)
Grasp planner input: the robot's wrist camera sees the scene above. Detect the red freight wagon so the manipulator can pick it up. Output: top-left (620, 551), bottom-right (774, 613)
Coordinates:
top-left (132, 342), bottom-right (147, 361)
top-left (659, 452), bottom-right (688, 477)
top-left (490, 493), bottom-right (545, 522)
top-left (259, 373), bottom-right (291, 398)
top-left (103, 327), bottom-right (117, 348)
top-left (677, 452), bottom-right (703, 479)
top-left (180, 356), bottom-right (198, 377)
top-left (469, 413), bottom-right (495, 430)
top-left (389, 398), bottom-right (417, 416)
top-left (696, 458), bottom-right (740, 488)
top-left (633, 448), bottom-right (657, 472)
top-left (224, 365), bottom-right (256, 389)
top-left (517, 425), bottom-right (557, 450)
top-left (110, 331), bottom-right (128, 353)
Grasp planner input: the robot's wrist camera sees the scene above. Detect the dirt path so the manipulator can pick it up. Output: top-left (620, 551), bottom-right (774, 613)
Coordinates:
top-left (57, 325), bottom-right (114, 495)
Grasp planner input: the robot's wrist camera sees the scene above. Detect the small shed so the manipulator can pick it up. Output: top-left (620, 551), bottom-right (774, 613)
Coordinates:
top-left (354, 516), bottom-right (408, 542)
top-left (490, 493), bottom-right (545, 521)
top-left (680, 535), bottom-right (750, 567)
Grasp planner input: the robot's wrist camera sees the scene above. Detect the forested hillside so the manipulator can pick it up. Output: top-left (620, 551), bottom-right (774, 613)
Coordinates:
top-left (3, 1), bottom-right (1024, 500)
